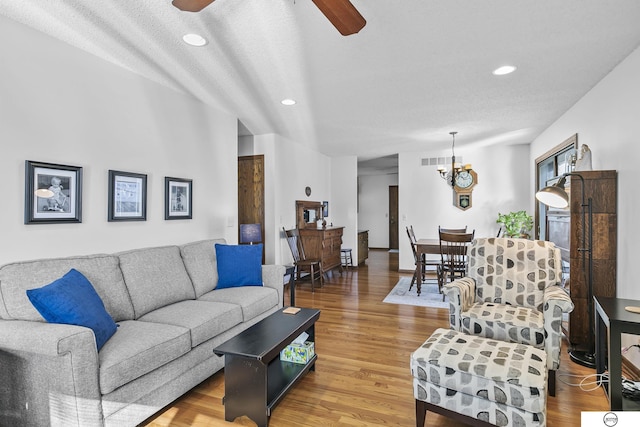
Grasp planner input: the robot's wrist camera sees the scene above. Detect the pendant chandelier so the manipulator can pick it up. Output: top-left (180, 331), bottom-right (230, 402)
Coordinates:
top-left (437, 132), bottom-right (473, 187)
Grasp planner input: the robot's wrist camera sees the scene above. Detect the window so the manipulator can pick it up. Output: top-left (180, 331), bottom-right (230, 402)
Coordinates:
top-left (534, 134), bottom-right (577, 239)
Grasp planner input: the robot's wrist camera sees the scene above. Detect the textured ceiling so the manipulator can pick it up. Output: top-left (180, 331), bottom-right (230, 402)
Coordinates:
top-left (2, 0), bottom-right (640, 163)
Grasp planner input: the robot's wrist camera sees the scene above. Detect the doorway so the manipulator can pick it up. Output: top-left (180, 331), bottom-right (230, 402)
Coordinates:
top-left (238, 155), bottom-right (265, 262)
top-left (388, 185), bottom-right (399, 249)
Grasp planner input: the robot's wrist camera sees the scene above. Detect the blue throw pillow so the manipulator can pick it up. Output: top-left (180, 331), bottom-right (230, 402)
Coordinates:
top-left (26, 268), bottom-right (118, 350)
top-left (215, 243), bottom-right (263, 289)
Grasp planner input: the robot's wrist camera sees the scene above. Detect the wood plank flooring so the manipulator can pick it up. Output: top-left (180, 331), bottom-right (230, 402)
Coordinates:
top-left (144, 249), bottom-right (609, 427)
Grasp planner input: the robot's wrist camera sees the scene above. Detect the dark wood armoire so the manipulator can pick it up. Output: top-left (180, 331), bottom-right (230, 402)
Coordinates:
top-left (548, 170), bottom-right (617, 351)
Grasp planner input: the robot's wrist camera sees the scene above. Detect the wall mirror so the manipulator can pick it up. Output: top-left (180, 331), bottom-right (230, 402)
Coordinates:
top-left (296, 200), bottom-right (322, 229)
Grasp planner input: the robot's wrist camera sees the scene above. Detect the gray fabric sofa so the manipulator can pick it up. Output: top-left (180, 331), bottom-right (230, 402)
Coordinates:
top-left (0, 239), bottom-right (285, 427)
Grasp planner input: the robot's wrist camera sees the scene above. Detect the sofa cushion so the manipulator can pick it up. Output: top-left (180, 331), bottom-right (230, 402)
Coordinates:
top-left (138, 300), bottom-right (243, 347)
top-left (198, 286), bottom-right (279, 322)
top-left (117, 246), bottom-right (196, 319)
top-left (0, 254), bottom-right (134, 322)
top-left (180, 239), bottom-right (226, 298)
top-left (26, 269), bottom-right (118, 350)
top-left (214, 243), bottom-right (263, 289)
top-left (98, 320), bottom-right (191, 395)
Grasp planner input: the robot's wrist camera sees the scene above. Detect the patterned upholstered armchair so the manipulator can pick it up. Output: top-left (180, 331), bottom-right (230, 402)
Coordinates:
top-left (443, 237), bottom-right (573, 396)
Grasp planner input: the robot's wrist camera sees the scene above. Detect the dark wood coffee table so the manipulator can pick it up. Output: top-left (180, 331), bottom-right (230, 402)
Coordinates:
top-left (213, 307), bottom-right (320, 427)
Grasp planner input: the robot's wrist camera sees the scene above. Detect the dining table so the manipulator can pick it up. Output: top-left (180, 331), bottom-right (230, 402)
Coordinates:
top-left (414, 238), bottom-right (441, 296)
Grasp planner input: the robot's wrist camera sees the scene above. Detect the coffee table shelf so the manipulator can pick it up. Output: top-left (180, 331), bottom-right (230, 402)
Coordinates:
top-left (214, 307), bottom-right (320, 427)
top-left (267, 356), bottom-right (317, 413)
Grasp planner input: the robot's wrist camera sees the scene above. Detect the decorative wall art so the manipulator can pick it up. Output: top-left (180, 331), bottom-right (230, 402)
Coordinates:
top-left (108, 170), bottom-right (147, 221)
top-left (165, 177), bottom-right (192, 220)
top-left (24, 160), bottom-right (83, 224)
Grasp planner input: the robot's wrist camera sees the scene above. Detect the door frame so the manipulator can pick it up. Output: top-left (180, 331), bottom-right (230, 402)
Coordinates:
top-left (389, 185), bottom-right (399, 249)
top-left (238, 155), bottom-right (265, 262)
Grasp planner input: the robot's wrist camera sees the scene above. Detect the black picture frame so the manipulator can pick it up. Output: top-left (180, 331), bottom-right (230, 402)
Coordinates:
top-left (165, 177), bottom-right (192, 220)
top-left (25, 160), bottom-right (83, 224)
top-left (322, 201), bottom-right (329, 218)
top-left (108, 170), bottom-right (147, 221)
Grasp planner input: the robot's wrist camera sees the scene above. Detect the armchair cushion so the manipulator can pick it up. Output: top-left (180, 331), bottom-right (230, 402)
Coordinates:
top-left (470, 238), bottom-right (562, 311)
top-left (461, 303), bottom-right (544, 348)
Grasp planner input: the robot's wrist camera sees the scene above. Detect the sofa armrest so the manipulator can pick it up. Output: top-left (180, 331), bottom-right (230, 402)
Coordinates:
top-left (0, 319), bottom-right (103, 427)
top-left (442, 277), bottom-right (476, 330)
top-left (262, 264), bottom-right (286, 308)
top-left (543, 285), bottom-right (574, 370)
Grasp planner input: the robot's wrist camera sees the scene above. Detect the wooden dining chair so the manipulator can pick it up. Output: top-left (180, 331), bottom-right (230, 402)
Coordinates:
top-left (283, 227), bottom-right (323, 291)
top-left (406, 226), bottom-right (441, 291)
top-left (438, 230), bottom-right (475, 292)
top-left (438, 225), bottom-right (468, 234)
top-left (406, 226), bottom-right (425, 289)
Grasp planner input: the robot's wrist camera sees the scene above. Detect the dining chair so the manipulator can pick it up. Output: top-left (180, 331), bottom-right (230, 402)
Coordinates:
top-left (406, 226), bottom-right (442, 292)
top-left (438, 225), bottom-right (467, 234)
top-left (283, 227), bottom-right (323, 292)
top-left (438, 230), bottom-right (475, 291)
top-left (406, 226), bottom-right (425, 289)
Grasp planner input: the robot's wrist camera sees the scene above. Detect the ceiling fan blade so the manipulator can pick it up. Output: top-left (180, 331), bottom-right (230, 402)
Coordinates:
top-left (172, 0), bottom-right (216, 12)
top-left (311, 0), bottom-right (366, 36)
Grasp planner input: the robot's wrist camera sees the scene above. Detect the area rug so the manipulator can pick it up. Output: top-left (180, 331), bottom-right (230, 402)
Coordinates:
top-left (383, 276), bottom-right (449, 308)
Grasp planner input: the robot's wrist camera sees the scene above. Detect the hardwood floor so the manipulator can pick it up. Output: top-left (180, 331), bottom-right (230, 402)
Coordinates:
top-left (144, 249), bottom-right (609, 427)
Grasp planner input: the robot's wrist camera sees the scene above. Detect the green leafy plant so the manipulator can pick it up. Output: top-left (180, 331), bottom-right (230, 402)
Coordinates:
top-left (496, 210), bottom-right (534, 238)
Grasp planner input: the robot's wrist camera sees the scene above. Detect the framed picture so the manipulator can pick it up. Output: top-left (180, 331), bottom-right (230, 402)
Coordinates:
top-left (108, 170), bottom-right (147, 221)
top-left (165, 177), bottom-right (192, 220)
top-left (25, 160), bottom-right (82, 224)
top-left (322, 201), bottom-right (329, 218)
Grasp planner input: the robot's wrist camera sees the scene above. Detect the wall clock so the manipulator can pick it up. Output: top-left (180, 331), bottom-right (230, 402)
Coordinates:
top-left (452, 169), bottom-right (477, 210)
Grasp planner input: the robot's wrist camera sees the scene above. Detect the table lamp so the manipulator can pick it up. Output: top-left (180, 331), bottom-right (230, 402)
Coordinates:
top-left (239, 223), bottom-right (262, 245)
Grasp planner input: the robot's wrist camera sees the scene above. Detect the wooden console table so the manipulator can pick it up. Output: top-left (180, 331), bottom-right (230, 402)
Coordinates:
top-left (297, 227), bottom-right (344, 275)
top-left (292, 200), bottom-right (344, 276)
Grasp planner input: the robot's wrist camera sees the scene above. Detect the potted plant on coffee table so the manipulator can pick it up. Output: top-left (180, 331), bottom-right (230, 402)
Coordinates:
top-left (496, 210), bottom-right (534, 239)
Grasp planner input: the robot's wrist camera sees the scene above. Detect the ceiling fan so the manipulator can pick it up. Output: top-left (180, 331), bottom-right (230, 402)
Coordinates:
top-left (172, 0), bottom-right (366, 36)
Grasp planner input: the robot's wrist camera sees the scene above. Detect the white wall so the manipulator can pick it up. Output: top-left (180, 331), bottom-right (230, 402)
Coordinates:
top-left (358, 173), bottom-right (399, 248)
top-left (530, 45), bottom-right (640, 300)
top-left (0, 16), bottom-right (238, 264)
top-left (331, 156), bottom-right (358, 260)
top-left (238, 134), bottom-right (254, 156)
top-left (252, 134), bottom-right (334, 266)
top-left (398, 144), bottom-right (530, 271)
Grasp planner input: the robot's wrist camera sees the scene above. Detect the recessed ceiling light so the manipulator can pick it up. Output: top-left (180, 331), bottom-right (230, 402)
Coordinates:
top-left (281, 99), bottom-right (297, 106)
top-left (182, 33), bottom-right (207, 47)
top-left (493, 65), bottom-right (517, 76)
